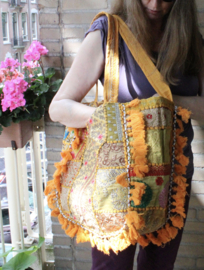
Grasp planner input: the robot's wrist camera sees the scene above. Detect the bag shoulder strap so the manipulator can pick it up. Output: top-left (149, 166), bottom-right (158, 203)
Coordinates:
top-left (91, 12), bottom-right (173, 102)
top-left (91, 12), bottom-right (119, 103)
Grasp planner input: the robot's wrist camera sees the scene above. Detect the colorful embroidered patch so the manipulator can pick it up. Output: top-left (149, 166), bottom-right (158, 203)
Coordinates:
top-left (61, 161), bottom-right (81, 186)
top-left (95, 212), bottom-right (126, 233)
top-left (106, 103), bottom-right (123, 142)
top-left (93, 168), bottom-right (128, 212)
top-left (98, 142), bottom-right (126, 168)
top-left (143, 107), bottom-right (172, 128)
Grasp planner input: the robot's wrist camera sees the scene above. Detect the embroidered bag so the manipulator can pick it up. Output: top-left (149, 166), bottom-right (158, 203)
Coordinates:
top-left (45, 13), bottom-right (191, 254)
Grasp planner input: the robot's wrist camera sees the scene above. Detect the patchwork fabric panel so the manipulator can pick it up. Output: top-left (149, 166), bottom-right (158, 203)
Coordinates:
top-left (106, 103), bottom-right (123, 142)
top-left (61, 161), bottom-right (81, 186)
top-left (143, 107), bottom-right (172, 128)
top-left (68, 105), bottom-right (106, 232)
top-left (95, 212), bottom-right (126, 233)
top-left (98, 142), bottom-right (126, 168)
top-left (138, 208), bottom-right (166, 234)
top-left (93, 168), bottom-right (128, 212)
top-left (146, 129), bottom-right (172, 164)
top-left (60, 187), bottom-right (69, 212)
top-left (130, 175), bottom-right (170, 209)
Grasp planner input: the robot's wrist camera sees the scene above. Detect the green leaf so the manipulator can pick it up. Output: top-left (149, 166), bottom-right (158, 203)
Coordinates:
top-left (0, 248), bottom-right (14, 258)
top-left (0, 125), bottom-right (3, 135)
top-left (0, 116), bottom-right (12, 127)
top-left (2, 253), bottom-right (36, 270)
top-left (33, 67), bottom-right (42, 76)
top-left (45, 68), bottom-right (55, 79)
top-left (38, 84), bottom-right (49, 94)
top-left (51, 79), bottom-right (63, 92)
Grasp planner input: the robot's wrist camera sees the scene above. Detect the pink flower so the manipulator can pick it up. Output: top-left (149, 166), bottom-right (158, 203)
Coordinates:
top-left (84, 161), bottom-right (88, 166)
top-left (1, 78), bottom-right (28, 112)
top-left (98, 134), bottom-right (103, 140)
top-left (0, 58), bottom-right (21, 70)
top-left (24, 41), bottom-right (48, 61)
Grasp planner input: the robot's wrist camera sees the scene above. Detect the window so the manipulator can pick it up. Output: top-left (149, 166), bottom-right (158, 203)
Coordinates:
top-left (31, 0), bottom-right (35, 3)
top-left (2, 12), bottom-right (9, 42)
top-left (12, 13), bottom-right (18, 46)
top-left (31, 13), bottom-right (37, 40)
top-left (21, 13), bottom-right (28, 40)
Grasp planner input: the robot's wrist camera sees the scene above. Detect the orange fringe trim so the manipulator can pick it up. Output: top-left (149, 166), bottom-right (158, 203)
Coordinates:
top-left (116, 173), bottom-right (129, 187)
top-left (129, 182), bottom-right (146, 205)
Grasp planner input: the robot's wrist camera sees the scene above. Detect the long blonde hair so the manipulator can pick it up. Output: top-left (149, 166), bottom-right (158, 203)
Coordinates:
top-left (111, 0), bottom-right (204, 85)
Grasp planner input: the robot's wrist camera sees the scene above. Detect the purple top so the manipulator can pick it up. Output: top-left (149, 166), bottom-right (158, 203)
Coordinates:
top-left (86, 16), bottom-right (199, 178)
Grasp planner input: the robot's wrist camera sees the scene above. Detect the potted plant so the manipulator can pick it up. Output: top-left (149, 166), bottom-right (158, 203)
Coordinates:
top-left (0, 41), bottom-right (62, 148)
top-left (0, 236), bottom-right (45, 270)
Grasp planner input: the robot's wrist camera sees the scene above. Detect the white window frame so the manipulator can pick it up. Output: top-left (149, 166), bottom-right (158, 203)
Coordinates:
top-left (2, 12), bottom-right (10, 43)
top-left (21, 12), bottom-right (28, 41)
top-left (21, 0), bottom-right (26, 3)
top-left (30, 0), bottom-right (36, 3)
top-left (31, 13), bottom-right (37, 40)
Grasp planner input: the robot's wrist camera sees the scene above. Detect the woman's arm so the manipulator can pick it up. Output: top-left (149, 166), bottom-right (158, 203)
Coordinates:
top-left (49, 30), bottom-right (105, 128)
top-left (173, 69), bottom-right (204, 121)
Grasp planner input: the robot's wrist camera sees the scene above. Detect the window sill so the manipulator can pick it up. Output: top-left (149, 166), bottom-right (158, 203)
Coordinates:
top-left (23, 39), bottom-right (29, 42)
top-left (3, 42), bottom-right (11, 45)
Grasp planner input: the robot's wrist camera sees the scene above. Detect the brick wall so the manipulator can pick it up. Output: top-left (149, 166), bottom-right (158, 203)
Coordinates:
top-left (40, 0), bottom-right (204, 269)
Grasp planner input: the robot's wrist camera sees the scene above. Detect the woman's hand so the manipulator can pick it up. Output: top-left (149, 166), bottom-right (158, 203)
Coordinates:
top-left (49, 30), bottom-right (104, 128)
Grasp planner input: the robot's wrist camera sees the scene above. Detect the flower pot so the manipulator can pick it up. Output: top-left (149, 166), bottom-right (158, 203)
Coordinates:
top-left (0, 120), bottom-right (33, 149)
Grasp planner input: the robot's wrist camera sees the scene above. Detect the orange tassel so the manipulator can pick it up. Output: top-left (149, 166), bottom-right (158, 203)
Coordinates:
top-left (157, 227), bottom-right (171, 244)
top-left (51, 208), bottom-right (60, 217)
top-left (146, 233), bottom-right (162, 246)
top-left (176, 154), bottom-right (189, 167)
top-left (47, 193), bottom-right (56, 209)
top-left (129, 182), bottom-right (146, 205)
top-left (44, 180), bottom-right (55, 196)
top-left (171, 215), bottom-right (184, 229)
top-left (137, 236), bottom-right (150, 247)
top-left (165, 223), bottom-right (178, 239)
top-left (133, 165), bottom-right (149, 178)
top-left (76, 228), bottom-right (90, 243)
top-left (116, 173), bottom-right (129, 187)
top-left (126, 99), bottom-right (140, 108)
top-left (177, 107), bottom-right (191, 123)
top-left (174, 164), bottom-right (186, 176)
top-left (126, 211), bottom-right (145, 231)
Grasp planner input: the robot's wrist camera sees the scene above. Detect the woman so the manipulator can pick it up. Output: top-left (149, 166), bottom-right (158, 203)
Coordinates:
top-left (49, 0), bottom-right (204, 269)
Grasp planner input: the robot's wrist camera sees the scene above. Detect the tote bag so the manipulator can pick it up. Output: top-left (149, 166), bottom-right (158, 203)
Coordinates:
top-left (45, 12), bottom-right (191, 254)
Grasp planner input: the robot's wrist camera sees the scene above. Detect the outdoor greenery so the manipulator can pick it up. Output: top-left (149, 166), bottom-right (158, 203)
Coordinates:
top-left (0, 41), bottom-right (62, 134)
top-left (0, 236), bottom-right (44, 270)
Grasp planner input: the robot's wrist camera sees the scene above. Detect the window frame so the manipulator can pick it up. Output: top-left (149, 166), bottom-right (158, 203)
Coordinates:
top-left (21, 12), bottom-right (28, 41)
top-left (31, 12), bottom-right (37, 40)
top-left (2, 12), bottom-right (9, 43)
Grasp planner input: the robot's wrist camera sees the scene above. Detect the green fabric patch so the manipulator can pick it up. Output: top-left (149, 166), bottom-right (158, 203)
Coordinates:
top-left (130, 175), bottom-right (169, 208)
top-left (130, 181), bottom-right (153, 208)
top-left (146, 129), bottom-right (172, 164)
top-left (106, 103), bottom-right (123, 142)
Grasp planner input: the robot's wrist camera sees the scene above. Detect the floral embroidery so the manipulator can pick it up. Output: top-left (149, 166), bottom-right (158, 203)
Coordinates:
top-left (156, 177), bottom-right (164, 186)
top-left (89, 199), bottom-right (91, 204)
top-left (71, 152), bottom-right (75, 159)
top-left (147, 114), bottom-right (153, 119)
top-left (98, 134), bottom-right (103, 140)
top-left (84, 161), bottom-right (88, 166)
top-left (89, 119), bottom-right (93, 124)
top-left (84, 176), bottom-right (88, 180)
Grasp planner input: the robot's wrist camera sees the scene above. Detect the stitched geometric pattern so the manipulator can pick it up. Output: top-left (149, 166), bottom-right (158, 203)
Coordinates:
top-left (106, 103), bottom-right (123, 142)
top-left (60, 187), bottom-right (69, 212)
top-left (98, 142), bottom-right (126, 168)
